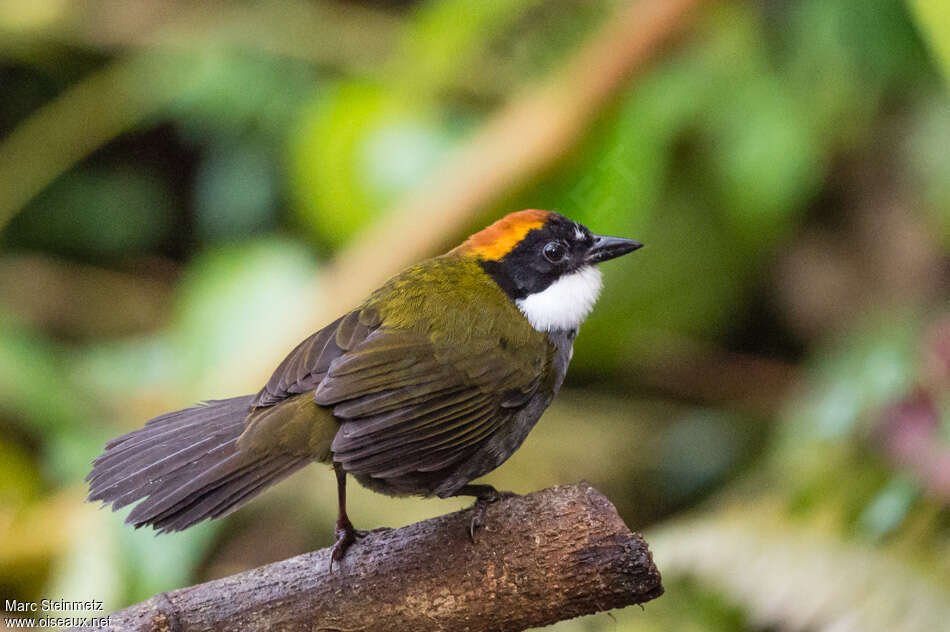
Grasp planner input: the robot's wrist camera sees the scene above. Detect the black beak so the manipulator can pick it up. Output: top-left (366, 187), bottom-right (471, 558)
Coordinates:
top-left (587, 234), bottom-right (642, 264)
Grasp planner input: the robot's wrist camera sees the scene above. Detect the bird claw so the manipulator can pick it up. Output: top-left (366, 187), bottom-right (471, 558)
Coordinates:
top-left (329, 530), bottom-right (355, 571)
top-left (329, 523), bottom-right (366, 570)
top-left (329, 525), bottom-right (392, 570)
top-left (468, 513), bottom-right (482, 543)
top-left (468, 490), bottom-right (516, 543)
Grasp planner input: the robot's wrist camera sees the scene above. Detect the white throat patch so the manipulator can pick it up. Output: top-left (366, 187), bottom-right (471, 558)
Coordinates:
top-left (516, 266), bottom-right (603, 332)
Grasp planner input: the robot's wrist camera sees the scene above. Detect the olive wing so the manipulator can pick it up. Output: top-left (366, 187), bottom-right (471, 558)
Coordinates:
top-left (316, 325), bottom-right (547, 478)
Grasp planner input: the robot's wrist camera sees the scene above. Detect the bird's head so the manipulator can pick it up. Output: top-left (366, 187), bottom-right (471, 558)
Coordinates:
top-left (452, 210), bottom-right (641, 333)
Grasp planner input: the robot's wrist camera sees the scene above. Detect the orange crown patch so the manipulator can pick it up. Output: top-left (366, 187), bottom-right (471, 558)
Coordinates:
top-left (454, 210), bottom-right (550, 261)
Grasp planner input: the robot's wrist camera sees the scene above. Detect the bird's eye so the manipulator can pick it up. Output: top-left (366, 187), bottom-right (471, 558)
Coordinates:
top-left (542, 241), bottom-right (567, 263)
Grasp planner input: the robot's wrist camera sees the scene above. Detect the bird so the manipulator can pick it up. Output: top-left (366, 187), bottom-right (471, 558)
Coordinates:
top-left (86, 209), bottom-right (641, 564)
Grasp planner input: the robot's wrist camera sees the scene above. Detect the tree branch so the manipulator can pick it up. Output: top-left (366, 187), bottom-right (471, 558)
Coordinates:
top-left (74, 483), bottom-right (662, 632)
top-left (315, 0), bottom-right (708, 317)
top-left (225, 0), bottom-right (709, 394)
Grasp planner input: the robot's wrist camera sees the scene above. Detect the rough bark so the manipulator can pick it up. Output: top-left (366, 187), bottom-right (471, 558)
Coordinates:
top-left (74, 483), bottom-right (662, 632)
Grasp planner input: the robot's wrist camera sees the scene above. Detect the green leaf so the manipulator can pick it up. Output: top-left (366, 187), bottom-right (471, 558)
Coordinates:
top-left (169, 238), bottom-right (317, 391)
top-left (703, 74), bottom-right (823, 246)
top-left (0, 439), bottom-right (41, 510)
top-left (195, 142), bottom-right (278, 242)
top-left (906, 96), bottom-right (950, 243)
top-left (289, 82), bottom-right (452, 248)
top-left (5, 167), bottom-right (173, 259)
top-left (0, 316), bottom-right (88, 435)
top-left (859, 476), bottom-right (920, 539)
top-left (393, 0), bottom-right (547, 96)
top-left (781, 312), bottom-right (919, 442)
top-left (908, 0), bottom-right (950, 83)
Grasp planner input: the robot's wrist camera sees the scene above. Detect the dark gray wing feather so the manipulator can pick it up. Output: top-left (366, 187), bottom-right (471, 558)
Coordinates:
top-left (252, 309), bottom-right (378, 408)
top-left (318, 327), bottom-right (546, 478)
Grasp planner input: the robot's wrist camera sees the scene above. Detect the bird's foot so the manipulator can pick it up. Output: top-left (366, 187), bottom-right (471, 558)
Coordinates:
top-left (329, 523), bottom-right (392, 570)
top-left (468, 489), bottom-right (517, 543)
top-left (329, 520), bottom-right (365, 570)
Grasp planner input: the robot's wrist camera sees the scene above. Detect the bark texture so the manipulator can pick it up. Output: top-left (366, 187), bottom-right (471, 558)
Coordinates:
top-left (74, 483), bottom-right (662, 632)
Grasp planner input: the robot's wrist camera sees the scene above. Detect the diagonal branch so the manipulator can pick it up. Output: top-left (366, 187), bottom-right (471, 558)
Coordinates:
top-left (232, 0), bottom-right (709, 392)
top-left (72, 483), bottom-right (662, 632)
top-left (315, 0), bottom-right (708, 318)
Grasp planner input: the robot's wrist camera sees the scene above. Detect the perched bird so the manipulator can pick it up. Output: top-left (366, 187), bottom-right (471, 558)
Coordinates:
top-left (86, 210), bottom-right (641, 563)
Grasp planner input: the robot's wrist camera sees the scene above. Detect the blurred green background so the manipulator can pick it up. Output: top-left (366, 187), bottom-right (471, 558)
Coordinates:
top-left (1, 0), bottom-right (949, 630)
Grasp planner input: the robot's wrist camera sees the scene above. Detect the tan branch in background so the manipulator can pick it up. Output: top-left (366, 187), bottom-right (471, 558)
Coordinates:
top-left (317, 0), bottom-right (708, 317)
top-left (0, 0), bottom-right (709, 397)
top-left (239, 0), bottom-right (708, 389)
top-left (70, 484), bottom-right (662, 632)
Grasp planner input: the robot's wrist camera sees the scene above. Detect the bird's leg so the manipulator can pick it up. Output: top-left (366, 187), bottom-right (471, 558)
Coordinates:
top-left (452, 484), bottom-right (517, 543)
top-left (330, 463), bottom-right (361, 569)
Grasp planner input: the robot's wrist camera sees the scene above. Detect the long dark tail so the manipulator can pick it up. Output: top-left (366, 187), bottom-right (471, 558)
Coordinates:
top-left (86, 395), bottom-right (310, 533)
